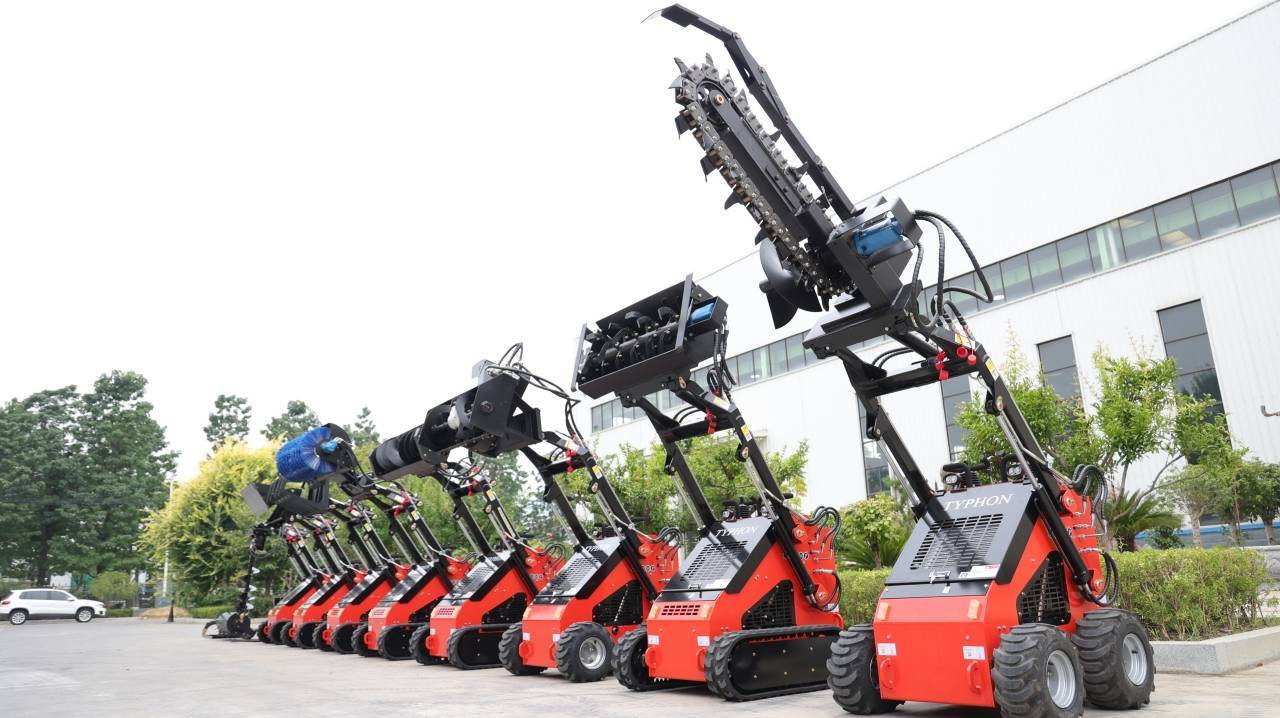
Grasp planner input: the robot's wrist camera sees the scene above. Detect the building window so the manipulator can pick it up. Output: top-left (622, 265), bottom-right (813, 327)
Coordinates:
top-left (1231, 166), bottom-right (1280, 224)
top-left (1158, 301), bottom-right (1223, 414)
top-left (1153, 195), bottom-right (1199, 249)
top-left (1119, 208), bottom-right (1160, 261)
top-left (940, 376), bottom-right (971, 460)
top-left (1027, 245), bottom-right (1062, 292)
top-left (591, 405), bottom-right (602, 433)
top-left (1056, 233), bottom-right (1092, 283)
top-left (1037, 336), bottom-right (1080, 400)
top-left (1191, 180), bottom-right (1239, 238)
top-left (1087, 220), bottom-right (1125, 271)
top-left (857, 402), bottom-right (891, 496)
top-left (785, 334), bottom-right (806, 370)
top-left (999, 254), bottom-right (1032, 302)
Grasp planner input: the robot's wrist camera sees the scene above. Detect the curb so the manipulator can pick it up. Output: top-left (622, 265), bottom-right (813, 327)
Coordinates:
top-left (1153, 624), bottom-right (1280, 674)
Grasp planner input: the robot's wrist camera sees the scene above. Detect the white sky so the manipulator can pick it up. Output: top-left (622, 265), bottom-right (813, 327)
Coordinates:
top-left (0, 0), bottom-right (1261, 479)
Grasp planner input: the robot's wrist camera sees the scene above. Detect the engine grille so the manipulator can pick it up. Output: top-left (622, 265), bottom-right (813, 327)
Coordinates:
top-left (680, 539), bottom-right (746, 585)
top-left (658, 602), bottom-right (705, 618)
top-left (433, 605), bottom-right (458, 619)
top-left (592, 580), bottom-right (644, 626)
top-left (482, 594), bottom-right (527, 625)
top-left (449, 562), bottom-right (495, 597)
top-left (1017, 552), bottom-right (1070, 625)
top-left (741, 580), bottom-right (795, 630)
top-left (909, 514), bottom-right (1003, 572)
top-left (544, 552), bottom-right (599, 595)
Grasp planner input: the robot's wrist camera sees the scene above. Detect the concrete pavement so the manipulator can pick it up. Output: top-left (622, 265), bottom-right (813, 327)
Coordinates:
top-left (0, 619), bottom-right (1274, 717)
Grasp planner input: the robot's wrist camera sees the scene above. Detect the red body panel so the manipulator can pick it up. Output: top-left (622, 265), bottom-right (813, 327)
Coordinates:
top-left (517, 534), bottom-right (679, 669)
top-left (361, 556), bottom-right (471, 652)
top-left (287, 570), bottom-right (365, 641)
top-left (643, 521), bottom-right (842, 682)
top-left (425, 549), bottom-right (562, 659)
top-left (321, 565), bottom-right (409, 642)
top-left (262, 579), bottom-right (322, 633)
top-left (874, 487), bottom-right (1104, 708)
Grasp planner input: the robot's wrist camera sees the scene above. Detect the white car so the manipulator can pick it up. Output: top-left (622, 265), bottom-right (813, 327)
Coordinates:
top-left (1, 588), bottom-right (106, 625)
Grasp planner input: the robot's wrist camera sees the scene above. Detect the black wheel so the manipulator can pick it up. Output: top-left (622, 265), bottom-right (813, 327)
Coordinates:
top-left (409, 623), bottom-right (443, 665)
top-left (75, 607), bottom-right (94, 623)
top-left (270, 620), bottom-right (290, 645)
top-left (1073, 609), bottom-right (1155, 709)
top-left (499, 622), bottom-right (545, 675)
top-left (612, 625), bottom-right (658, 691)
top-left (556, 621), bottom-right (613, 683)
top-left (331, 623), bottom-right (358, 654)
top-left (827, 625), bottom-right (901, 714)
top-left (352, 625), bottom-right (378, 657)
top-left (9, 609), bottom-right (29, 626)
top-left (993, 624), bottom-right (1085, 718)
top-left (279, 621), bottom-right (297, 646)
top-left (296, 621), bottom-right (319, 649)
top-left (377, 624), bottom-right (415, 661)
top-left (256, 622), bottom-right (271, 643)
top-left (307, 622), bottom-right (328, 651)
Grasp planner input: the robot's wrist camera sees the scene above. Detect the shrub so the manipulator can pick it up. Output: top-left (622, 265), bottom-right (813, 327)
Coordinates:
top-left (187, 605), bottom-right (234, 619)
top-left (835, 548), bottom-right (1268, 641)
top-left (106, 607), bottom-right (133, 618)
top-left (1114, 547), bottom-right (1268, 640)
top-left (837, 569), bottom-right (890, 625)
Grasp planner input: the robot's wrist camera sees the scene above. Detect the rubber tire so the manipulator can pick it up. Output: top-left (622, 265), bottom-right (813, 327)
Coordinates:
top-left (993, 624), bottom-right (1085, 718)
top-left (556, 621), bottom-right (613, 683)
top-left (409, 623), bottom-right (443, 665)
top-left (331, 623), bottom-right (358, 654)
top-left (612, 625), bottom-right (655, 691)
top-left (377, 624), bottom-right (415, 661)
top-left (498, 622), bottom-right (545, 675)
top-left (352, 625), bottom-right (378, 657)
top-left (314, 623), bottom-right (334, 651)
top-left (270, 621), bottom-right (290, 645)
top-left (75, 607), bottom-right (94, 623)
top-left (9, 609), bottom-right (28, 626)
top-left (256, 622), bottom-right (271, 643)
top-left (279, 621), bottom-right (297, 647)
top-left (827, 625), bottom-right (901, 714)
top-left (296, 621), bottom-right (319, 649)
top-left (1072, 609), bottom-right (1155, 709)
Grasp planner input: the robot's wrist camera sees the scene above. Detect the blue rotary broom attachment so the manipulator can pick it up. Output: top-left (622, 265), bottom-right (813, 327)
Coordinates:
top-left (275, 424), bottom-right (351, 484)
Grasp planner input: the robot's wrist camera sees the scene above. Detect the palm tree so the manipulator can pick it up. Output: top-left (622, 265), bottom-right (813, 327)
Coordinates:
top-left (1106, 490), bottom-right (1181, 551)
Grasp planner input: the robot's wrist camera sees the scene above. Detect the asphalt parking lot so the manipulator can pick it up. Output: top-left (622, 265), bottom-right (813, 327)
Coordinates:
top-left (0, 619), bottom-right (1275, 718)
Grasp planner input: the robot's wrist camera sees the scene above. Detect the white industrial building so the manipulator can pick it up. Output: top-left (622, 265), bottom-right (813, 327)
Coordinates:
top-left (578, 3), bottom-right (1280, 511)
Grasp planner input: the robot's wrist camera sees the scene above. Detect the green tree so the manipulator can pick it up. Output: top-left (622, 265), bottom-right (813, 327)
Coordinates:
top-left (139, 442), bottom-right (290, 606)
top-left (1162, 463), bottom-right (1229, 547)
top-left (1238, 460), bottom-right (1280, 545)
top-left (0, 373), bottom-right (173, 583)
top-left (90, 570), bottom-right (138, 606)
top-left (204, 394), bottom-right (252, 447)
top-left (591, 437), bottom-right (808, 543)
top-left (837, 493), bottom-right (910, 569)
top-left (78, 371), bottom-right (177, 574)
top-left (261, 400), bottom-right (320, 440)
top-left (1107, 490), bottom-right (1180, 551)
top-left (350, 406), bottom-right (380, 447)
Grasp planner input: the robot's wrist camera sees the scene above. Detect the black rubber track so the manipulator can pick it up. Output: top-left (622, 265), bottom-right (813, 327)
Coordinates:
top-left (408, 624), bottom-right (444, 665)
top-left (499, 622), bottom-right (545, 676)
top-left (555, 621), bottom-right (613, 683)
top-left (351, 625), bottom-right (378, 657)
top-left (278, 621), bottom-right (297, 647)
top-left (310, 622), bottom-right (332, 651)
top-left (826, 625), bottom-right (901, 714)
top-left (992, 623), bottom-right (1085, 718)
top-left (611, 624), bottom-right (693, 692)
top-left (1072, 609), bottom-right (1155, 709)
top-left (256, 622), bottom-right (271, 644)
top-left (377, 624), bottom-right (417, 661)
top-left (446, 625), bottom-right (505, 669)
top-left (705, 624), bottom-right (839, 702)
top-left (331, 623), bottom-right (358, 654)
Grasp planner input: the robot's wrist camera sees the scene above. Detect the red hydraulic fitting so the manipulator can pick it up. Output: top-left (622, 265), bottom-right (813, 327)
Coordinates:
top-left (705, 410), bottom-right (717, 435)
top-left (956, 346), bottom-right (970, 358)
top-left (564, 448), bottom-right (576, 474)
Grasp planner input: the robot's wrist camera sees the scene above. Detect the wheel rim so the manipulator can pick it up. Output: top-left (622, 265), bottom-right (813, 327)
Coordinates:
top-left (579, 636), bottom-right (608, 671)
top-left (78, 609), bottom-right (91, 621)
top-left (1045, 649), bottom-right (1077, 709)
top-left (1122, 633), bottom-right (1149, 685)
top-left (12, 613), bottom-right (26, 624)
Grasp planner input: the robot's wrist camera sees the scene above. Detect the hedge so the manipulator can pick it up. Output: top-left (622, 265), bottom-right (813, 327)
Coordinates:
top-left (187, 605), bottom-right (234, 619)
top-left (106, 608), bottom-right (134, 618)
top-left (837, 547), bottom-right (1271, 641)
